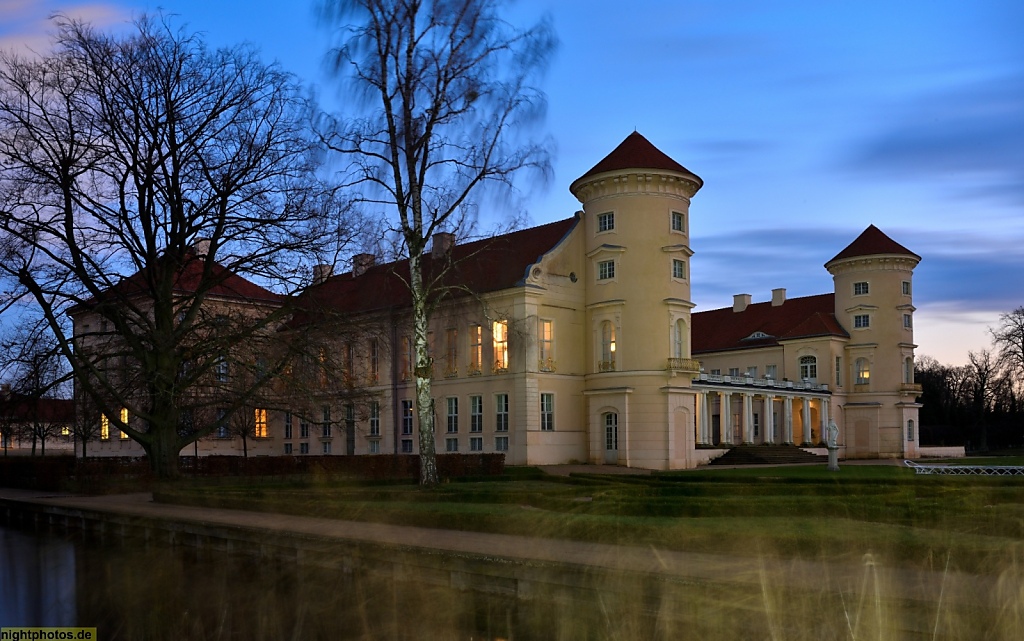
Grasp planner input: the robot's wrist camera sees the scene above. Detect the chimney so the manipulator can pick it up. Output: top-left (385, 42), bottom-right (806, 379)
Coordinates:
top-left (312, 264), bottom-right (333, 285)
top-left (352, 253), bottom-right (375, 277)
top-left (733, 293), bottom-right (751, 313)
top-left (771, 288), bottom-right (787, 307)
top-left (431, 232), bottom-right (455, 258)
top-left (193, 238), bottom-right (211, 257)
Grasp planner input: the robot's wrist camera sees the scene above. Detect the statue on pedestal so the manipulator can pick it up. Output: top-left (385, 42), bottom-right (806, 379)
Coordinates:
top-left (827, 419), bottom-right (840, 471)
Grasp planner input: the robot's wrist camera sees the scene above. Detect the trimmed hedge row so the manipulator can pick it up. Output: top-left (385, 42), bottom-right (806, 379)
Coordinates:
top-left (0, 453), bottom-right (504, 490)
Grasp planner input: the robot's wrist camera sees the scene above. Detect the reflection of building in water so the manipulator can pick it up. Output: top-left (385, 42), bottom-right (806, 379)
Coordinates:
top-left (74, 132), bottom-right (924, 467)
top-left (0, 527), bottom-right (77, 625)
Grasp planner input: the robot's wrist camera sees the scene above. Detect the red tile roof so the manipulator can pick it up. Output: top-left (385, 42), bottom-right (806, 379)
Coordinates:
top-left (291, 217), bottom-right (579, 324)
top-left (826, 225), bottom-right (920, 266)
top-left (0, 394), bottom-right (74, 424)
top-left (571, 131), bottom-right (703, 188)
top-left (692, 293), bottom-right (848, 354)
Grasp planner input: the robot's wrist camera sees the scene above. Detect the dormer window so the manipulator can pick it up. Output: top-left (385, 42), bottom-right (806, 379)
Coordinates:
top-left (742, 331), bottom-right (773, 341)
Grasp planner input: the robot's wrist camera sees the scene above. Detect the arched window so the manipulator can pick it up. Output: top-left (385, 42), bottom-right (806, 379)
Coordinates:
top-left (799, 356), bottom-right (817, 381)
top-left (907, 420), bottom-right (915, 442)
top-left (855, 358), bottom-right (870, 385)
top-left (904, 357), bottom-right (914, 384)
top-left (673, 319), bottom-right (686, 359)
top-left (600, 321), bottom-right (616, 371)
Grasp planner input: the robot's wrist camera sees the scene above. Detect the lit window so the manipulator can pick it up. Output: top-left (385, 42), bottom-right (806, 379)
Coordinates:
top-left (597, 260), bottom-right (615, 280)
top-left (903, 314), bottom-right (912, 328)
top-left (597, 211), bottom-right (614, 232)
top-left (854, 281), bottom-right (869, 296)
top-left (447, 397), bottom-right (458, 433)
top-left (254, 408), bottom-right (267, 438)
top-left (495, 436), bottom-right (508, 452)
top-left (672, 259), bottom-right (686, 280)
top-left (495, 394), bottom-right (509, 432)
top-left (799, 356), bottom-right (817, 381)
top-left (539, 319), bottom-right (554, 370)
top-left (369, 402), bottom-right (380, 436)
top-left (101, 415), bottom-right (110, 440)
top-left (540, 393), bottom-right (554, 431)
top-left (854, 314), bottom-right (870, 328)
top-left (470, 395), bottom-right (483, 433)
top-left (446, 437), bottom-right (458, 452)
top-left (600, 321), bottom-right (616, 371)
top-left (401, 400), bottom-right (413, 435)
top-left (119, 407), bottom-right (129, 439)
top-left (492, 320), bottom-right (508, 372)
top-left (855, 358), bottom-right (870, 385)
top-left (469, 325), bottom-right (482, 374)
top-left (671, 211), bottom-right (685, 232)
top-left (470, 437), bottom-right (483, 452)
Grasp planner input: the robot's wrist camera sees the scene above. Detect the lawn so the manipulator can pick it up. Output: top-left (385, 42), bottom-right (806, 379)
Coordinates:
top-left (154, 460), bottom-right (1024, 575)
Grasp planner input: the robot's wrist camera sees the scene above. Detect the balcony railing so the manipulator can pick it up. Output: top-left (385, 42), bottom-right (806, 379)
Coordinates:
top-left (538, 358), bottom-right (556, 373)
top-left (598, 360), bottom-right (616, 372)
top-left (693, 373), bottom-right (830, 392)
top-left (901, 383), bottom-right (923, 393)
top-left (667, 358), bottom-right (701, 373)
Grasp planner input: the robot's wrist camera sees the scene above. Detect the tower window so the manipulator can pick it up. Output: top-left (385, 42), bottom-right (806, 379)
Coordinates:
top-left (855, 358), bottom-right (871, 385)
top-left (854, 281), bottom-right (869, 296)
top-left (854, 314), bottom-right (870, 329)
top-left (672, 259), bottom-right (686, 280)
top-left (597, 212), bottom-right (615, 232)
top-left (902, 281), bottom-right (911, 296)
top-left (597, 260), bottom-right (615, 280)
top-left (903, 314), bottom-right (912, 328)
top-left (671, 211), bottom-right (685, 232)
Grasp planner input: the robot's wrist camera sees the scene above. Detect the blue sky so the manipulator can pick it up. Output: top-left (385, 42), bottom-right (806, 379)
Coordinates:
top-left (3, 0), bottom-right (1023, 365)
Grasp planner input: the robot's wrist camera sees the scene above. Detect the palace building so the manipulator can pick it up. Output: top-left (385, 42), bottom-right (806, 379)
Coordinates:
top-left (78, 132), bottom-right (926, 466)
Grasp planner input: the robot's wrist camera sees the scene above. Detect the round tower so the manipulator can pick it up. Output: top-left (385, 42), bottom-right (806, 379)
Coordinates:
top-left (568, 132), bottom-right (703, 375)
top-left (825, 225), bottom-right (921, 457)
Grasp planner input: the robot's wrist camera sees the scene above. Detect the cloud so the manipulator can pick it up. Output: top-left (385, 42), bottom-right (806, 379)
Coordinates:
top-left (846, 71), bottom-right (1024, 204)
top-left (0, 2), bottom-right (129, 55)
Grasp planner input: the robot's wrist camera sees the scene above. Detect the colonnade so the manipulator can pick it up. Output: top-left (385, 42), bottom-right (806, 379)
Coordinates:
top-left (694, 387), bottom-right (830, 446)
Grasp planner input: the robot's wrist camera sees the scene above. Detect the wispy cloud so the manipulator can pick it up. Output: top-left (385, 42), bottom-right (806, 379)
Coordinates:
top-left (0, 2), bottom-right (129, 55)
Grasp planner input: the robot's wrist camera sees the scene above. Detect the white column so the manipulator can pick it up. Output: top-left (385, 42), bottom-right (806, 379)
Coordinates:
top-left (720, 391), bottom-right (731, 445)
top-left (742, 393), bottom-right (753, 444)
top-left (699, 392), bottom-right (710, 445)
top-left (764, 395), bottom-right (774, 444)
top-left (820, 398), bottom-right (829, 443)
top-left (784, 396), bottom-right (794, 444)
top-left (802, 396), bottom-right (812, 445)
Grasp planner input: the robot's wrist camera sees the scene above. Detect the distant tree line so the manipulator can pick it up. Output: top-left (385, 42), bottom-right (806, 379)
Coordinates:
top-left (916, 307), bottom-right (1024, 452)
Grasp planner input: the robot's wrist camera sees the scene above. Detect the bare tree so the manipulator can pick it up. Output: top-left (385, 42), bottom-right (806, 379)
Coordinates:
top-left (319, 0), bottom-right (555, 485)
top-left (993, 306), bottom-right (1024, 394)
top-left (0, 16), bottom-right (353, 478)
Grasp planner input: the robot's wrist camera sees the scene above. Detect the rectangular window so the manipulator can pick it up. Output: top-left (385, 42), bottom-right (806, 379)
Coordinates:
top-left (254, 408), bottom-right (268, 438)
top-left (284, 443), bottom-right (293, 455)
top-left (369, 338), bottom-right (379, 383)
top-left (469, 325), bottom-right (483, 374)
top-left (597, 260), bottom-right (615, 280)
top-left (300, 442), bottom-right (309, 454)
top-left (854, 281), bottom-right (869, 296)
top-left (284, 412), bottom-right (293, 439)
top-left (835, 357), bottom-right (842, 387)
top-left (401, 400), bottom-right (414, 435)
top-left (902, 281), bottom-right (911, 295)
top-left (369, 402), bottom-right (380, 436)
top-left (710, 369), bottom-right (721, 376)
top-left (119, 407), bottom-right (129, 439)
top-left (344, 342), bottom-right (354, 383)
top-left (492, 320), bottom-right (508, 372)
top-left (470, 395), bottom-right (483, 433)
top-left (322, 441), bottom-right (332, 454)
top-left (215, 354), bottom-right (229, 382)
top-left (495, 436), bottom-right (509, 452)
top-left (728, 367), bottom-right (740, 377)
top-left (746, 366), bottom-right (757, 378)
top-left (101, 415), bottom-right (110, 440)
top-left (597, 211), bottom-right (614, 232)
top-left (299, 416), bottom-right (309, 439)
top-left (369, 440), bottom-right (381, 454)
top-left (671, 211), bottom-right (685, 232)
top-left (540, 393), bottom-right (554, 431)
top-left (446, 397), bottom-right (458, 433)
top-left (446, 437), bottom-right (459, 452)
top-left (401, 336), bottom-right (414, 380)
top-left (322, 405), bottom-right (332, 438)
top-left (401, 439), bottom-right (413, 453)
top-left (903, 314), bottom-right (912, 328)
top-left (470, 436), bottom-right (483, 452)
top-left (672, 259), bottom-right (686, 280)
top-left (539, 319), bottom-right (554, 370)
top-left (854, 314), bottom-right (870, 329)
top-left (445, 328), bottom-right (458, 377)
top-left (495, 393), bottom-right (509, 432)
top-left (765, 365), bottom-right (777, 380)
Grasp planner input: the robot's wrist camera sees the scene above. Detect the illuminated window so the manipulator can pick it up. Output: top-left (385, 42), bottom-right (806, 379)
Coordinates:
top-left (597, 211), bottom-right (614, 232)
top-left (539, 319), bottom-right (554, 370)
top-left (119, 408), bottom-right (129, 439)
top-left (600, 321), bottom-right (616, 371)
top-left (492, 320), bottom-right (508, 372)
top-left (101, 415), bottom-right (110, 440)
top-left (469, 325), bottom-right (482, 374)
top-left (254, 408), bottom-right (267, 438)
top-left (855, 358), bottom-right (870, 385)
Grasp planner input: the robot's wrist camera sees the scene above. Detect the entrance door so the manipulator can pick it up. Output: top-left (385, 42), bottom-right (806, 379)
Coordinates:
top-left (604, 413), bottom-right (618, 464)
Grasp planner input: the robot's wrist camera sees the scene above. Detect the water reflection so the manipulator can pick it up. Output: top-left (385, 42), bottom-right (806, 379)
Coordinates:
top-left (0, 527), bottom-right (76, 626)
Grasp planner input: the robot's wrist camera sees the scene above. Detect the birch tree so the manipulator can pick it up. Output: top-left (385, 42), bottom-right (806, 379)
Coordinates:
top-left (319, 0), bottom-right (555, 485)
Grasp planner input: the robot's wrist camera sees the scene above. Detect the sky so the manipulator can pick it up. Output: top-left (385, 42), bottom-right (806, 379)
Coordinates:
top-left (2, 0), bottom-right (1022, 366)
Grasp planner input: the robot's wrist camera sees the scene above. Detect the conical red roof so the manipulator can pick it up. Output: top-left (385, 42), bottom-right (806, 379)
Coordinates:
top-left (826, 225), bottom-right (919, 266)
top-left (571, 132), bottom-right (702, 191)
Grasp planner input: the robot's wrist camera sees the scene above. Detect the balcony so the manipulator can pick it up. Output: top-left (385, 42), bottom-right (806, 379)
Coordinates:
top-left (538, 358), bottom-right (556, 373)
top-left (667, 358), bottom-right (701, 374)
top-left (598, 360), bottom-right (616, 372)
top-left (901, 383), bottom-right (923, 393)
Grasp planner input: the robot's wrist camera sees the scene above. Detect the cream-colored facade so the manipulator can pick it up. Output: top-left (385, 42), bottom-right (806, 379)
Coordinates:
top-left (76, 132), bottom-right (925, 466)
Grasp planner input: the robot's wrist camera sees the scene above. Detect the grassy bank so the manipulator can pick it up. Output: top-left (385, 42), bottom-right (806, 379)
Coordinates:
top-left (154, 462), bottom-right (1024, 574)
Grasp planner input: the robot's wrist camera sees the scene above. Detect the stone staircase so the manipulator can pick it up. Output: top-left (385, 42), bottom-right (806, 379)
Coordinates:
top-left (707, 444), bottom-right (827, 466)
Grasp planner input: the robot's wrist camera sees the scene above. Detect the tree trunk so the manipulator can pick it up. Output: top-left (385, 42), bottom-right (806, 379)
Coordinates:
top-left (410, 253), bottom-right (439, 487)
top-left (145, 427), bottom-right (182, 480)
